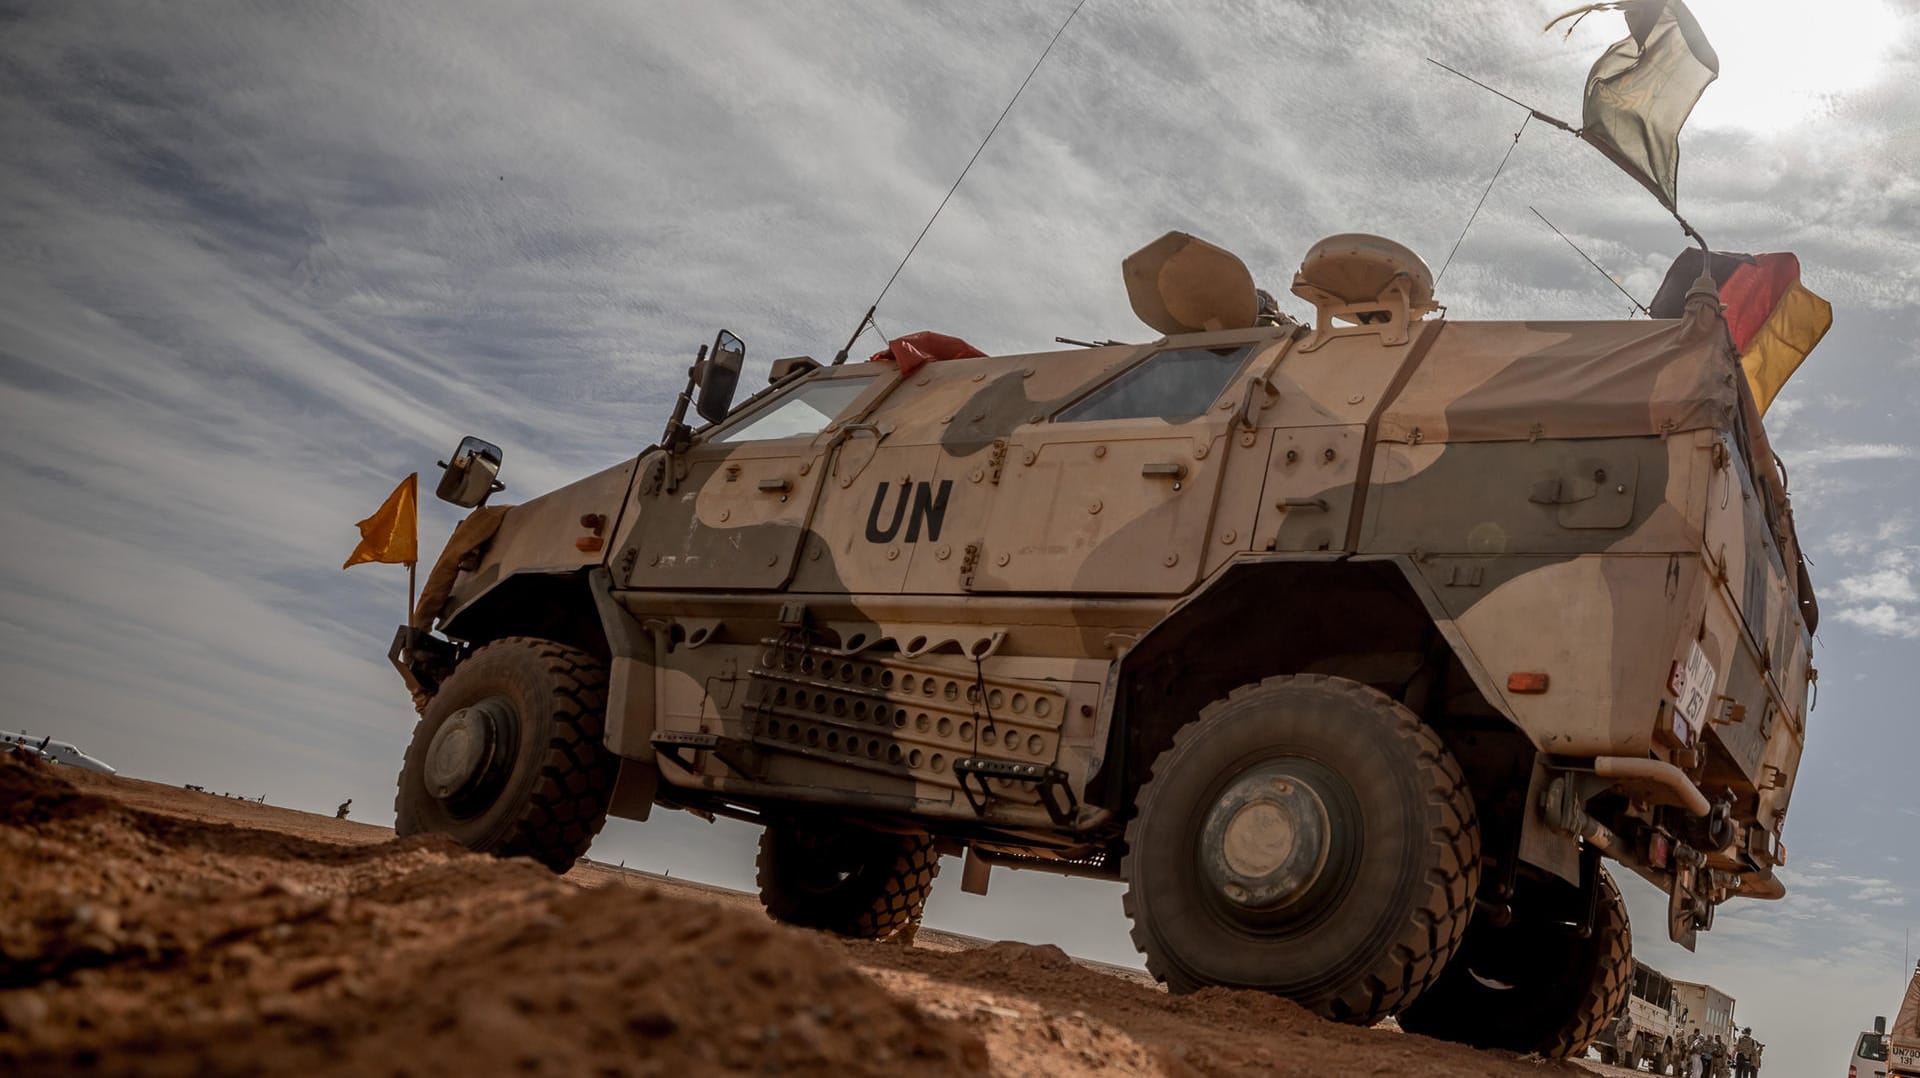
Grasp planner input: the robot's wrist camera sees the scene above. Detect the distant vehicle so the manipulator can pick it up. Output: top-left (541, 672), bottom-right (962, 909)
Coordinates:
top-left (1854, 1016), bottom-right (1890, 1078)
top-left (1672, 980), bottom-right (1736, 1046)
top-left (1593, 959), bottom-right (1680, 1071)
top-left (1892, 962), bottom-right (1920, 1078)
top-left (0, 729), bottom-right (116, 774)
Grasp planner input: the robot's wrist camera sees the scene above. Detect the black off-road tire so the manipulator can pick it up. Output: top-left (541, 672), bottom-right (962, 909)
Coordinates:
top-left (756, 822), bottom-right (939, 941)
top-left (1396, 864), bottom-right (1632, 1058)
top-left (1121, 674), bottom-right (1480, 1025)
top-left (395, 636), bottom-right (617, 873)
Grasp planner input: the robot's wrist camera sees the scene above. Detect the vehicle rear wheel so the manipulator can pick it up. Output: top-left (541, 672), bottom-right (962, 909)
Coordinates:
top-left (1396, 864), bottom-right (1631, 1058)
top-left (394, 636), bottom-right (617, 872)
top-left (756, 821), bottom-right (939, 941)
top-left (1121, 674), bottom-right (1480, 1025)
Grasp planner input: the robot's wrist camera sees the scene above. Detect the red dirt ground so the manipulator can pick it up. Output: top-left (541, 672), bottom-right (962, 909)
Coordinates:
top-left (0, 751), bottom-right (1623, 1076)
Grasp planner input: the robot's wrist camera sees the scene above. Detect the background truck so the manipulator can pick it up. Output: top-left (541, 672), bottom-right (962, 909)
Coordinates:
top-left (1672, 979), bottom-right (1737, 1047)
top-left (1593, 959), bottom-right (1681, 1071)
top-left (387, 231), bottom-right (1817, 1059)
top-left (1893, 962), bottom-right (1920, 1077)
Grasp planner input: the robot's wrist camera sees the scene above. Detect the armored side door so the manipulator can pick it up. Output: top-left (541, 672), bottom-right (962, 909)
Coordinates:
top-left (969, 342), bottom-right (1265, 594)
top-left (622, 368), bottom-right (891, 590)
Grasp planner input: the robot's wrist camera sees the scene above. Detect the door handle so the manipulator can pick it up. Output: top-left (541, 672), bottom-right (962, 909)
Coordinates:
top-left (1277, 497), bottom-right (1328, 511)
top-left (1141, 462), bottom-right (1187, 480)
top-left (757, 477), bottom-right (791, 494)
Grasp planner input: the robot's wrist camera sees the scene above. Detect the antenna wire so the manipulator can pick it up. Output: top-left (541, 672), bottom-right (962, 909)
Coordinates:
top-left (1530, 205), bottom-right (1651, 315)
top-left (1436, 113), bottom-right (1531, 289)
top-left (870, 0), bottom-right (1092, 312)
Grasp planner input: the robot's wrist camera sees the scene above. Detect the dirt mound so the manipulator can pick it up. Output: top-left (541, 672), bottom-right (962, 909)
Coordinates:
top-left (2, 756), bottom-right (1616, 1077)
top-left (852, 920), bottom-right (1591, 1078)
top-left (0, 753), bottom-right (983, 1076)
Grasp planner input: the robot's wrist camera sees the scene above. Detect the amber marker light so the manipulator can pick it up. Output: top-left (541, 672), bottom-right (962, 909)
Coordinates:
top-left (1506, 672), bottom-right (1550, 694)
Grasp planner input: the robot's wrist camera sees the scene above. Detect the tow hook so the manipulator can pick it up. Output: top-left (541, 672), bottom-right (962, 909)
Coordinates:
top-left (1539, 774), bottom-right (1618, 852)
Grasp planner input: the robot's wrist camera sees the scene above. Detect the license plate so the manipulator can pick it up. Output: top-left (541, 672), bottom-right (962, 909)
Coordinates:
top-left (1674, 641), bottom-right (1716, 738)
top-left (1892, 1043), bottom-right (1920, 1071)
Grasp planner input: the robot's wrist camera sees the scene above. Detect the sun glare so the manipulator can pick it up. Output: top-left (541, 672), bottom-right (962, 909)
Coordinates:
top-left (1679, 0), bottom-right (1906, 130)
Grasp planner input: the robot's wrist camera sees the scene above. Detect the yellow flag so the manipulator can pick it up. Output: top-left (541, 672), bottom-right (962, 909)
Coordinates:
top-left (1741, 280), bottom-right (1832, 415)
top-left (343, 473), bottom-right (418, 569)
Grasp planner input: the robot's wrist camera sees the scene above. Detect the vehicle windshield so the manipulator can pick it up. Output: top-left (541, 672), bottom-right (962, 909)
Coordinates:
top-left (1859, 1033), bottom-right (1890, 1061)
top-left (714, 377), bottom-right (872, 443)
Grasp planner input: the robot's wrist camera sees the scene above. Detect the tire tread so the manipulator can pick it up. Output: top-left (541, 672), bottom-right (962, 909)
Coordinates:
top-left (755, 827), bottom-right (939, 941)
top-left (1121, 674), bottom-right (1480, 1026)
top-left (393, 637), bottom-right (617, 873)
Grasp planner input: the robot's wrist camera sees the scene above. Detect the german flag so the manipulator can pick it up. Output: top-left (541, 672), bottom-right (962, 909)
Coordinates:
top-left (1650, 248), bottom-right (1832, 414)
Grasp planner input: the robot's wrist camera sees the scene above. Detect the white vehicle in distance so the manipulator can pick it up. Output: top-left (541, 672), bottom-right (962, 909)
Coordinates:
top-left (0, 729), bottom-right (117, 774)
top-left (1855, 1017), bottom-right (1890, 1078)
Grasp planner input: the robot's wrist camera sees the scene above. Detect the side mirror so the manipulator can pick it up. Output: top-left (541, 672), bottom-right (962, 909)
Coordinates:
top-left (435, 435), bottom-right (505, 508)
top-left (697, 329), bottom-right (745, 423)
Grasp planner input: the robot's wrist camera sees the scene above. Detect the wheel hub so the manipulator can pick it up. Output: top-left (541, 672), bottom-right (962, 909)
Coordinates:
top-left (1199, 764), bottom-right (1332, 912)
top-left (425, 697), bottom-right (515, 803)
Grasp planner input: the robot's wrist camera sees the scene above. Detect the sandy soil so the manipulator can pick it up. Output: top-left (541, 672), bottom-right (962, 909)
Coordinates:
top-left (0, 751), bottom-right (1638, 1076)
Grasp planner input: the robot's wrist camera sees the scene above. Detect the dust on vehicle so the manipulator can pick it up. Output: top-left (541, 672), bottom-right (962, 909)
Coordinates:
top-left (386, 229), bottom-right (1817, 1058)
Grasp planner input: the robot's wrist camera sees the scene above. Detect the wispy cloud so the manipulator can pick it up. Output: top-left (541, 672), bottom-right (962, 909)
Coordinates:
top-left (1786, 442), bottom-right (1920, 466)
top-left (3, 6), bottom-right (1919, 1078)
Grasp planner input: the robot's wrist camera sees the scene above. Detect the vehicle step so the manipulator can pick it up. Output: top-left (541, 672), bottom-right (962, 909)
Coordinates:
top-left (650, 730), bottom-right (757, 778)
top-left (953, 756), bottom-right (1078, 826)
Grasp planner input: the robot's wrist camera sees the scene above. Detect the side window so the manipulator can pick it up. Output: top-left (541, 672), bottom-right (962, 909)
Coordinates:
top-left (1056, 346), bottom-right (1253, 423)
top-left (713, 377), bottom-right (872, 443)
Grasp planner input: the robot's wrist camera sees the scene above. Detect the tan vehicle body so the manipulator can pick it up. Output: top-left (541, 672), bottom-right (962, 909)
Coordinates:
top-left (405, 246), bottom-right (1812, 951)
top-left (394, 238), bottom-right (1815, 1049)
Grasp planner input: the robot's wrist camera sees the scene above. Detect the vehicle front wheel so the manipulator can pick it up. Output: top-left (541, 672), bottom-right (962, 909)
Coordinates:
top-left (755, 821), bottom-right (940, 941)
top-left (1396, 864), bottom-right (1632, 1058)
top-left (1121, 674), bottom-right (1481, 1025)
top-left (394, 636), bottom-right (618, 872)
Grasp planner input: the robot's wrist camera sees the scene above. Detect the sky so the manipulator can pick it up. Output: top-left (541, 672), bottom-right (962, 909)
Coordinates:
top-left (1, 1), bottom-right (1916, 1073)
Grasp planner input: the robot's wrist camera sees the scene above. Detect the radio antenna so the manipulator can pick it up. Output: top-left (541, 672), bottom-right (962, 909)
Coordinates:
top-left (1529, 205), bottom-right (1650, 316)
top-left (832, 0), bottom-right (1093, 364)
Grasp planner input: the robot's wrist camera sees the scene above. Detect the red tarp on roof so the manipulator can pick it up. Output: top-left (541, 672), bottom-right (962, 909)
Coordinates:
top-left (869, 331), bottom-right (985, 378)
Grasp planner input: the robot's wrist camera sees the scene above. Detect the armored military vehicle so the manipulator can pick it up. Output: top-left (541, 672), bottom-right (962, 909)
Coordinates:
top-left (387, 231), bottom-right (1815, 1057)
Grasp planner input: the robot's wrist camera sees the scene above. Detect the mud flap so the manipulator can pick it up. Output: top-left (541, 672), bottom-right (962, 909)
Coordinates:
top-left (1518, 756), bottom-right (1580, 885)
top-left (1667, 857), bottom-right (1713, 951)
top-left (607, 759), bottom-right (658, 822)
top-left (588, 568), bottom-right (657, 759)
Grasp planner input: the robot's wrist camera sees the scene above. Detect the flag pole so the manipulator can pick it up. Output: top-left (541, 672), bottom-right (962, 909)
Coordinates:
top-left (1428, 57), bottom-right (1711, 252)
top-left (407, 559), bottom-right (417, 627)
top-left (1425, 58), bottom-right (1577, 132)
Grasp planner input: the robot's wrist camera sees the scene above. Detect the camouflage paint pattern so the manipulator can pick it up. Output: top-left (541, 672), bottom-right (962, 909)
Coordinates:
top-left (423, 276), bottom-right (1811, 917)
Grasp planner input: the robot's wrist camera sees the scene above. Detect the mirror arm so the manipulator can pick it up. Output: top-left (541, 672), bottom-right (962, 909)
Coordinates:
top-left (662, 343), bottom-right (708, 452)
